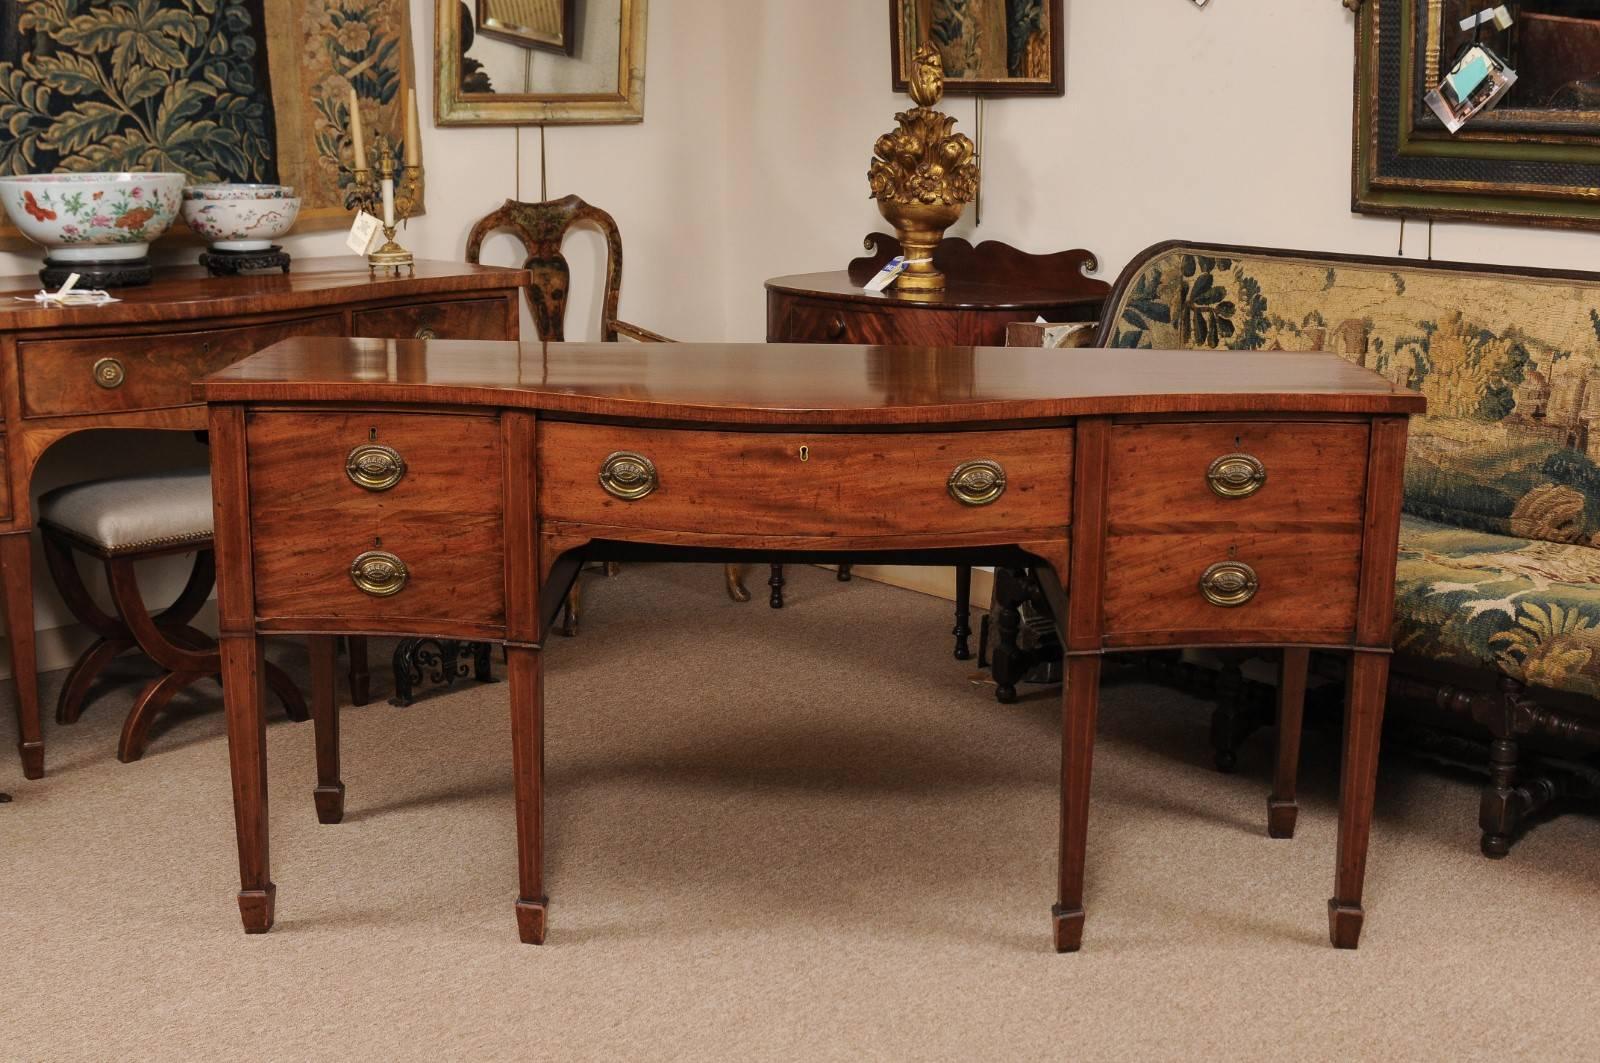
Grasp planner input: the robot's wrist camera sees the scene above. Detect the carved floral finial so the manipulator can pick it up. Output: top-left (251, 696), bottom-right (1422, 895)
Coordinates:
top-left (908, 42), bottom-right (944, 108)
top-left (868, 45), bottom-right (979, 209)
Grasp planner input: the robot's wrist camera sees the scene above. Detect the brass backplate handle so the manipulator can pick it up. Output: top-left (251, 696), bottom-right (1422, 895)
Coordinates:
top-left (1199, 560), bottom-right (1259, 607)
top-left (92, 357), bottom-right (125, 389)
top-left (346, 443), bottom-right (407, 491)
top-left (350, 550), bottom-right (409, 597)
top-left (1207, 453), bottom-right (1267, 498)
top-left (599, 451), bottom-right (658, 501)
top-left (948, 459), bottom-right (1007, 506)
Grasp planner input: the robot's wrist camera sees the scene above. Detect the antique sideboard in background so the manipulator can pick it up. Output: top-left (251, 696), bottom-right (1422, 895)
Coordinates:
top-left (0, 259), bottom-right (529, 779)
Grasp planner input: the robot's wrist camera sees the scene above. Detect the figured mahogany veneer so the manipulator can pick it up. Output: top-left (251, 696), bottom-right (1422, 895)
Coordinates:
top-left (197, 337), bottom-right (1423, 954)
top-left (0, 259), bottom-right (528, 780)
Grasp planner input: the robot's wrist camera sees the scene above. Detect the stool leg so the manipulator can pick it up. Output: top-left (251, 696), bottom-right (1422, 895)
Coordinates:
top-left (119, 671), bottom-right (207, 763)
top-left (768, 564), bottom-right (785, 609)
top-left (56, 638), bottom-right (134, 725)
top-left (724, 564), bottom-right (751, 603)
top-left (309, 636), bottom-right (344, 824)
top-left (346, 636), bottom-right (371, 707)
top-left (952, 564), bottom-right (973, 661)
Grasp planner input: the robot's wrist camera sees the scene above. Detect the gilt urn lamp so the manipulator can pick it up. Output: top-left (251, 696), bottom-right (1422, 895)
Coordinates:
top-left (867, 44), bottom-right (980, 293)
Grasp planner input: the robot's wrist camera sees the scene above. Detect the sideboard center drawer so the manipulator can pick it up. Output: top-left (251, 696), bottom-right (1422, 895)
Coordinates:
top-left (17, 314), bottom-right (344, 419)
top-left (538, 422), bottom-right (1073, 537)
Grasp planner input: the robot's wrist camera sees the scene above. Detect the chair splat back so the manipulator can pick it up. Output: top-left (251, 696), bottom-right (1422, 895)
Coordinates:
top-left (466, 194), bottom-right (625, 342)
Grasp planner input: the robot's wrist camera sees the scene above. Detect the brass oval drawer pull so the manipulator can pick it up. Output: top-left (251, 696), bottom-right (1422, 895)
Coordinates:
top-left (92, 357), bottom-right (125, 390)
top-left (350, 550), bottom-right (409, 597)
top-left (948, 459), bottom-right (1007, 506)
top-left (1207, 453), bottom-right (1267, 498)
top-left (414, 326), bottom-right (437, 340)
top-left (1199, 561), bottom-right (1258, 608)
top-left (346, 443), bottom-right (407, 492)
top-left (599, 451), bottom-right (658, 501)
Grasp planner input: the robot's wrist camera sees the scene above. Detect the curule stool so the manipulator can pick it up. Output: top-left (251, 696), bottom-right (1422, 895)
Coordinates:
top-left (39, 469), bottom-right (318, 762)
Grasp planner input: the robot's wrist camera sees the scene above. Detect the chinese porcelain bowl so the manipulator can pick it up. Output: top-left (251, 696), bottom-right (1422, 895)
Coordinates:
top-left (180, 192), bottom-right (301, 252)
top-left (0, 172), bottom-right (185, 262)
top-left (182, 183), bottom-right (296, 202)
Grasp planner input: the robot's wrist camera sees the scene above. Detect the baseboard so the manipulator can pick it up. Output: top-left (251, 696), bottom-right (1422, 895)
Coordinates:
top-left (829, 565), bottom-right (994, 607)
top-left (0, 601), bottom-right (219, 681)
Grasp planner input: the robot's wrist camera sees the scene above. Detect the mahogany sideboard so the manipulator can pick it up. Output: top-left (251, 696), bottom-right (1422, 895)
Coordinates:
top-left (198, 338), bottom-right (1423, 952)
top-left (0, 258), bottom-right (528, 779)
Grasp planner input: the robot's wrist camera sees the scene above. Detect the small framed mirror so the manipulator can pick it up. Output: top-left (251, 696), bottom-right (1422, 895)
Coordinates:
top-left (890, 0), bottom-right (1065, 96)
top-left (435, 0), bottom-right (646, 125)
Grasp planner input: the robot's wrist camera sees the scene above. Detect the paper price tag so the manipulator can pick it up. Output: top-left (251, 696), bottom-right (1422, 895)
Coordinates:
top-left (347, 211), bottom-right (382, 255)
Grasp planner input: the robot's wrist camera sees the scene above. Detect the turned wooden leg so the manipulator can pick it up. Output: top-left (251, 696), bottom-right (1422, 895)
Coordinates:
top-left (1, 533), bottom-right (43, 779)
top-left (768, 563), bottom-right (785, 609)
top-left (1055, 654), bottom-right (1102, 952)
top-left (952, 564), bottom-right (973, 661)
top-left (837, 563), bottom-right (853, 582)
top-left (1329, 649), bottom-right (1389, 950)
top-left (992, 569), bottom-right (1025, 705)
top-left (724, 564), bottom-right (751, 603)
top-left (221, 635), bottom-right (274, 933)
top-left (346, 635), bottom-right (371, 707)
top-left (508, 645), bottom-right (547, 944)
top-left (309, 636), bottom-right (344, 825)
top-left (1269, 648), bottom-right (1310, 839)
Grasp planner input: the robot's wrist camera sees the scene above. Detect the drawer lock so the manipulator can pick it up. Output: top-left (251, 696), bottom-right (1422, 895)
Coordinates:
top-left (599, 451), bottom-right (658, 501)
top-left (1199, 561), bottom-right (1258, 608)
top-left (92, 357), bottom-right (125, 389)
top-left (350, 550), bottom-right (409, 597)
top-left (1207, 453), bottom-right (1267, 498)
top-left (345, 443), bottom-right (407, 492)
top-left (947, 459), bottom-right (1007, 506)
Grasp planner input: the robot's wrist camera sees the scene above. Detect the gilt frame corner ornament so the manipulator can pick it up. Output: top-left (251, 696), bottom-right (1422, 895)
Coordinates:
top-left (1353, 0), bottom-right (1600, 231)
top-left (434, 0), bottom-right (647, 126)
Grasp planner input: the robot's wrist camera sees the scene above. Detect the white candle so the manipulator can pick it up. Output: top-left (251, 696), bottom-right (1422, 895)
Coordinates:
top-left (381, 175), bottom-right (395, 228)
top-left (348, 86), bottom-right (366, 170)
top-left (404, 88), bottom-right (421, 167)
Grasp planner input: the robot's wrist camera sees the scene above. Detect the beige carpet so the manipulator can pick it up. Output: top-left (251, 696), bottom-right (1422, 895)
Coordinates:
top-left (1, 565), bottom-right (1597, 1062)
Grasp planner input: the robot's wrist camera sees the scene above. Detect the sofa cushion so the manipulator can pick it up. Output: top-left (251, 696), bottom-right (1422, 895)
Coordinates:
top-left (1396, 514), bottom-right (1600, 697)
top-left (1104, 245), bottom-right (1600, 547)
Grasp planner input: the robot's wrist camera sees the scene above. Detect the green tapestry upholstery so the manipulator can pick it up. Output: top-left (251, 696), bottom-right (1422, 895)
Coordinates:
top-left (1104, 243), bottom-right (1600, 698)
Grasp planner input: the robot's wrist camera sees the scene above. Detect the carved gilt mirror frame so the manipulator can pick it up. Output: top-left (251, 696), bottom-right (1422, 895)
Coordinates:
top-left (435, 0), bottom-right (646, 125)
top-left (1352, 0), bottom-right (1600, 229)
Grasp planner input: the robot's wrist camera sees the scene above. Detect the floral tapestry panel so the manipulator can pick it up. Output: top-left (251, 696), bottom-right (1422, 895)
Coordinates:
top-left (1107, 248), bottom-right (1600, 546)
top-left (0, 0), bottom-right (418, 248)
top-left (1396, 515), bottom-right (1600, 697)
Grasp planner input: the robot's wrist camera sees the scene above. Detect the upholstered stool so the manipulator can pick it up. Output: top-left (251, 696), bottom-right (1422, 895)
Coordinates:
top-left (39, 470), bottom-right (311, 762)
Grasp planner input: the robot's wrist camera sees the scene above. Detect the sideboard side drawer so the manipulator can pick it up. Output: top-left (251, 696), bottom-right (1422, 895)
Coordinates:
top-left (774, 300), bottom-right (892, 344)
top-left (17, 314), bottom-right (345, 419)
top-left (1107, 421), bottom-right (1369, 530)
top-left (246, 410), bottom-right (505, 629)
top-left (538, 422), bottom-right (1073, 537)
top-left (1101, 531), bottom-right (1361, 643)
top-left (351, 297), bottom-right (513, 341)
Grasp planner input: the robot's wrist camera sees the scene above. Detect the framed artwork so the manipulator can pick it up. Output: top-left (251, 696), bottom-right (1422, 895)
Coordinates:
top-left (477, 0), bottom-right (576, 55)
top-left (0, 0), bottom-right (420, 248)
top-left (435, 0), bottom-right (647, 125)
top-left (1354, 0), bottom-right (1600, 230)
top-left (890, 0), bottom-right (1065, 96)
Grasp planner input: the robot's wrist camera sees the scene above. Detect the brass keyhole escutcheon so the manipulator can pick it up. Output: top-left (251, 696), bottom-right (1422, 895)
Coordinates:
top-left (1199, 560), bottom-right (1259, 607)
top-left (948, 460), bottom-right (1007, 506)
top-left (350, 550), bottom-right (408, 597)
top-left (1207, 453), bottom-right (1267, 498)
top-left (799, 445), bottom-right (809, 462)
top-left (346, 443), bottom-right (407, 492)
top-left (599, 451), bottom-right (658, 501)
top-left (92, 357), bottom-right (125, 389)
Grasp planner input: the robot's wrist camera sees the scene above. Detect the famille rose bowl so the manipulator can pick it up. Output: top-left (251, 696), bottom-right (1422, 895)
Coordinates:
top-left (182, 183), bottom-right (296, 202)
top-left (180, 190), bottom-right (301, 252)
top-left (0, 172), bottom-right (185, 262)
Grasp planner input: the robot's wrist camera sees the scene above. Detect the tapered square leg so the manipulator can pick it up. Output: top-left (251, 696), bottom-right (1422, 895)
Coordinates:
top-left (308, 636), bottom-right (345, 824)
top-left (508, 646), bottom-right (548, 944)
top-left (221, 635), bottom-right (274, 934)
top-left (1056, 654), bottom-right (1102, 953)
top-left (1328, 649), bottom-right (1389, 949)
top-left (1, 533), bottom-right (44, 779)
top-left (1269, 647), bottom-right (1310, 839)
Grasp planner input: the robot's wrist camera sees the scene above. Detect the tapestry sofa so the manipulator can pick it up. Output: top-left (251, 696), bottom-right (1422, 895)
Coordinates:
top-left (1085, 241), bottom-right (1600, 855)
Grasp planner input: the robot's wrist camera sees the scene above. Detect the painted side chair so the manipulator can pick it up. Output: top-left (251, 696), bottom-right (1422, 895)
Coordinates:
top-left (466, 194), bottom-right (752, 632)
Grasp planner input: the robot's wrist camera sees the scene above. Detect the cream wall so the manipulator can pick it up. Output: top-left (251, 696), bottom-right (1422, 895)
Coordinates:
top-left (8, 0), bottom-right (1600, 670)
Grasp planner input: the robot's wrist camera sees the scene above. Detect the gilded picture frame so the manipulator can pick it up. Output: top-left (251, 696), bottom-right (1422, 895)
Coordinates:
top-left (889, 0), bottom-right (1065, 97)
top-left (435, 0), bottom-right (646, 126)
top-left (476, 0), bottom-right (577, 56)
top-left (1353, 0), bottom-right (1600, 230)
